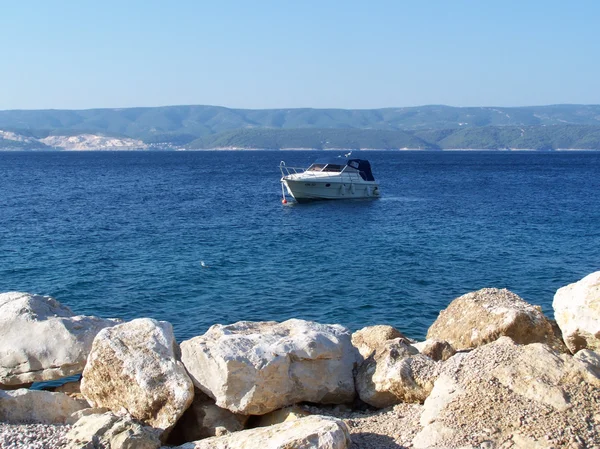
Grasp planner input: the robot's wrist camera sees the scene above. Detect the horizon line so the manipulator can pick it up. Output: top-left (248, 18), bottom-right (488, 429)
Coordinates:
top-left (1, 103), bottom-right (599, 113)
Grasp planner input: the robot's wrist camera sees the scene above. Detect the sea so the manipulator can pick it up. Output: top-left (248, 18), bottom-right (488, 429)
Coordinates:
top-left (1, 150), bottom-right (599, 341)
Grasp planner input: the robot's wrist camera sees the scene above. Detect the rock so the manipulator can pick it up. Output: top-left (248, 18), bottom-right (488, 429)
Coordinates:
top-left (168, 390), bottom-right (249, 444)
top-left (180, 319), bottom-right (358, 415)
top-left (351, 325), bottom-right (410, 359)
top-left (411, 339), bottom-right (456, 362)
top-left (252, 405), bottom-right (311, 428)
top-left (80, 318), bottom-right (194, 438)
top-left (52, 380), bottom-right (85, 400)
top-left (172, 415), bottom-right (351, 449)
top-left (0, 291), bottom-right (120, 388)
top-left (0, 388), bottom-right (88, 424)
top-left (412, 337), bottom-right (600, 448)
top-left (65, 410), bottom-right (161, 449)
top-left (427, 288), bottom-right (567, 351)
top-left (553, 271), bottom-right (600, 353)
top-left (355, 338), bottom-right (441, 408)
top-left (67, 407), bottom-right (112, 425)
top-left (574, 349), bottom-right (600, 378)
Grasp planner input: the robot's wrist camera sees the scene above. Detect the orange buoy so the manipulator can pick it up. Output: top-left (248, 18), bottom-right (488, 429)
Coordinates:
top-left (282, 198), bottom-right (287, 204)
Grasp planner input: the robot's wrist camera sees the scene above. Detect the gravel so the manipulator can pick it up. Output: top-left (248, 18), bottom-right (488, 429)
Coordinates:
top-left (303, 403), bottom-right (424, 449)
top-left (0, 423), bottom-right (70, 449)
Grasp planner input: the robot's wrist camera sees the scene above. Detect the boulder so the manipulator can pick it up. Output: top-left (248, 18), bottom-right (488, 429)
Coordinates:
top-left (413, 337), bottom-right (600, 448)
top-left (427, 288), bottom-right (567, 351)
top-left (351, 325), bottom-right (410, 359)
top-left (172, 415), bottom-right (351, 449)
top-left (168, 390), bottom-right (249, 444)
top-left (356, 339), bottom-right (441, 408)
top-left (80, 318), bottom-right (194, 438)
top-left (0, 291), bottom-right (120, 388)
top-left (65, 410), bottom-right (161, 449)
top-left (180, 319), bottom-right (358, 415)
top-left (411, 339), bottom-right (456, 362)
top-left (553, 271), bottom-right (600, 353)
top-left (0, 388), bottom-right (88, 424)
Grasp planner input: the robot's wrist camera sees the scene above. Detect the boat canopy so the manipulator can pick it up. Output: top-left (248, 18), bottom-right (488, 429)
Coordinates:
top-left (310, 158), bottom-right (375, 181)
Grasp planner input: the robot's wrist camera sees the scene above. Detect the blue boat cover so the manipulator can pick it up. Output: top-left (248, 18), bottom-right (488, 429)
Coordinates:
top-left (313, 157), bottom-right (375, 181)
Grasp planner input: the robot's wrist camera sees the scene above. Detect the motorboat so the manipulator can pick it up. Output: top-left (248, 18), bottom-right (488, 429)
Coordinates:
top-left (279, 156), bottom-right (380, 203)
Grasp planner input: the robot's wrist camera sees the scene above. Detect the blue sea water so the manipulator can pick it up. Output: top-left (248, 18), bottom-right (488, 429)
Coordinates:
top-left (0, 150), bottom-right (598, 341)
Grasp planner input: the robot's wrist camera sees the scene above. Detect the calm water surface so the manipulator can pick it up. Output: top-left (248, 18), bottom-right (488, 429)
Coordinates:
top-left (1, 150), bottom-right (598, 340)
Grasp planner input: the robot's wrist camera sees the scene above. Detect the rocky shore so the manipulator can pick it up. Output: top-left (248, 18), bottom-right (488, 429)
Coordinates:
top-left (1, 271), bottom-right (599, 449)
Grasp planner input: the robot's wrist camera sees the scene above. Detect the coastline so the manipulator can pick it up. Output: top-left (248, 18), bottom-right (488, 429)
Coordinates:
top-left (1, 273), bottom-right (599, 448)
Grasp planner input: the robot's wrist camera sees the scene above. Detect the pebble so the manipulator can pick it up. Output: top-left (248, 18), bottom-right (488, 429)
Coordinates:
top-left (0, 423), bottom-right (70, 449)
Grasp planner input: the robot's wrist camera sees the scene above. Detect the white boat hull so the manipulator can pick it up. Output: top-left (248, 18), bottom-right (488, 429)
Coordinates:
top-left (283, 179), bottom-right (380, 202)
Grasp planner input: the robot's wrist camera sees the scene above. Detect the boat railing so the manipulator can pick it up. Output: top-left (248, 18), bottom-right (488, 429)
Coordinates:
top-left (279, 161), bottom-right (306, 178)
top-left (279, 161), bottom-right (368, 182)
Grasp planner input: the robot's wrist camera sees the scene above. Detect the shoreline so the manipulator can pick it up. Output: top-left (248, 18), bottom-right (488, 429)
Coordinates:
top-left (1, 273), bottom-right (599, 448)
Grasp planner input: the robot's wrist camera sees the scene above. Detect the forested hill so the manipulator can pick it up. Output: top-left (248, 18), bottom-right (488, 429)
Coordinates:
top-left (185, 125), bottom-right (600, 150)
top-left (1, 104), bottom-right (600, 149)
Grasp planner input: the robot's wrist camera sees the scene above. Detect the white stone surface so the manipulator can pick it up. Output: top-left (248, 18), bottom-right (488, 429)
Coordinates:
top-left (80, 318), bottom-right (194, 437)
top-left (0, 389), bottom-right (88, 424)
top-left (0, 291), bottom-right (120, 387)
top-left (356, 339), bottom-right (440, 408)
top-left (65, 410), bottom-right (161, 449)
top-left (173, 415), bottom-right (351, 449)
top-left (553, 271), bottom-right (600, 353)
top-left (351, 325), bottom-right (409, 359)
top-left (411, 339), bottom-right (456, 362)
top-left (180, 319), bottom-right (358, 415)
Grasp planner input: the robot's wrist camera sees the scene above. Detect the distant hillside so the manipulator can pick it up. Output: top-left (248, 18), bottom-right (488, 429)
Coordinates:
top-left (185, 125), bottom-right (600, 150)
top-left (186, 128), bottom-right (437, 150)
top-left (0, 137), bottom-right (49, 150)
top-left (1, 104), bottom-right (600, 150)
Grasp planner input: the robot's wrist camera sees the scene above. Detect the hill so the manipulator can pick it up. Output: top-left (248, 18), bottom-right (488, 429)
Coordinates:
top-left (186, 125), bottom-right (600, 150)
top-left (1, 104), bottom-right (600, 150)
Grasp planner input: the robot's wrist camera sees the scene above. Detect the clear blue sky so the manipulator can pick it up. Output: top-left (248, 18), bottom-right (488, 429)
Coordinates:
top-left (1, 0), bottom-right (599, 110)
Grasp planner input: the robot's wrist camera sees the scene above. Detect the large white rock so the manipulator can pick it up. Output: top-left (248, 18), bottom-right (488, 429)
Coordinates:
top-left (180, 319), bottom-right (358, 415)
top-left (80, 318), bottom-right (194, 438)
top-left (65, 410), bottom-right (161, 449)
top-left (427, 288), bottom-right (566, 351)
top-left (173, 415), bottom-right (351, 449)
top-left (0, 291), bottom-right (120, 387)
top-left (413, 337), bottom-right (600, 448)
top-left (553, 271), bottom-right (600, 353)
top-left (356, 338), bottom-right (441, 408)
top-left (0, 388), bottom-right (89, 424)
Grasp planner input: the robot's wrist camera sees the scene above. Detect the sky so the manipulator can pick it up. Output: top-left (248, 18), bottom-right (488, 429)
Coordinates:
top-left (1, 0), bottom-right (599, 110)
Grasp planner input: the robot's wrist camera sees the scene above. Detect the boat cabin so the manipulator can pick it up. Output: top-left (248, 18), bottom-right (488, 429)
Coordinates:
top-left (306, 158), bottom-right (375, 181)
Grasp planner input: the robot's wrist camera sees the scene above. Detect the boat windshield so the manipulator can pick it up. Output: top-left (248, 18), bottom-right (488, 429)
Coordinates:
top-left (322, 164), bottom-right (344, 172)
top-left (307, 164), bottom-right (326, 172)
